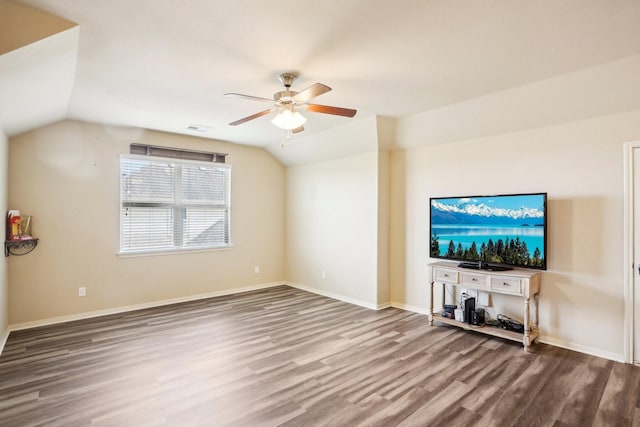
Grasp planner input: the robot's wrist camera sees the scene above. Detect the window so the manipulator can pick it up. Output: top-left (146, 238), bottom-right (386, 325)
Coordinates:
top-left (119, 155), bottom-right (231, 254)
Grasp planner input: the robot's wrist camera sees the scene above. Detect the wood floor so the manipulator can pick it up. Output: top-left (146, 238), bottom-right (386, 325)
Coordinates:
top-left (1, 285), bottom-right (639, 427)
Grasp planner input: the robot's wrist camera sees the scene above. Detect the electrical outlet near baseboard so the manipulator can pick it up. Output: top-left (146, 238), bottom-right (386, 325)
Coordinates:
top-left (78, 287), bottom-right (86, 297)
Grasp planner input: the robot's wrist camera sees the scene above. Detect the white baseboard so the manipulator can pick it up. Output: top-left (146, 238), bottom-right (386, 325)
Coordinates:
top-left (286, 282), bottom-right (385, 310)
top-left (9, 281), bottom-right (286, 332)
top-left (538, 335), bottom-right (625, 363)
top-left (390, 301), bottom-right (429, 315)
top-left (0, 326), bottom-right (9, 357)
top-left (387, 302), bottom-right (626, 363)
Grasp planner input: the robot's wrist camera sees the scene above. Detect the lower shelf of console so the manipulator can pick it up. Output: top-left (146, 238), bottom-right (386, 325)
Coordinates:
top-left (432, 315), bottom-right (539, 346)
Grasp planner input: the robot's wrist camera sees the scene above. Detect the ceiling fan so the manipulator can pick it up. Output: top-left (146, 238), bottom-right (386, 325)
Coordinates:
top-left (225, 73), bottom-right (357, 134)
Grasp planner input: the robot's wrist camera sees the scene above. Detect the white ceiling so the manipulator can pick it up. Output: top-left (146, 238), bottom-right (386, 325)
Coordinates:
top-left (4, 0), bottom-right (640, 164)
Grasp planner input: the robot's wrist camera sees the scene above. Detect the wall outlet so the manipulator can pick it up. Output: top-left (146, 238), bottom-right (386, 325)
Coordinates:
top-left (321, 270), bottom-right (326, 279)
top-left (254, 265), bottom-right (260, 274)
top-left (78, 287), bottom-right (86, 297)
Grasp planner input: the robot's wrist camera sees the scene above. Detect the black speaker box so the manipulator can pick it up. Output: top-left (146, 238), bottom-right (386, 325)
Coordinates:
top-left (472, 308), bottom-right (485, 326)
top-left (463, 297), bottom-right (475, 324)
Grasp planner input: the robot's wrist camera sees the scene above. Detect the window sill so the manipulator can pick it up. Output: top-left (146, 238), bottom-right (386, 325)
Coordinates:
top-left (117, 244), bottom-right (233, 258)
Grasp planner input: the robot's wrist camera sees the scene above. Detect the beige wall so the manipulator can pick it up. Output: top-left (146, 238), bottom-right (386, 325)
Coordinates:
top-left (391, 109), bottom-right (640, 360)
top-left (377, 150), bottom-right (391, 305)
top-left (8, 120), bottom-right (285, 325)
top-left (389, 151), bottom-right (407, 309)
top-left (0, 127), bottom-right (8, 341)
top-left (286, 151), bottom-right (380, 307)
top-left (0, 0), bottom-right (77, 55)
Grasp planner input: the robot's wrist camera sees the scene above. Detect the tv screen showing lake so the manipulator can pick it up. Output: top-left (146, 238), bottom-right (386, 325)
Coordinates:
top-left (430, 194), bottom-right (546, 268)
top-left (431, 225), bottom-right (544, 255)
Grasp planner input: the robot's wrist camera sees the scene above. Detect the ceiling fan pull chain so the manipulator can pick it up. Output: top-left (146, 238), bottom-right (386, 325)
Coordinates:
top-left (281, 129), bottom-right (292, 148)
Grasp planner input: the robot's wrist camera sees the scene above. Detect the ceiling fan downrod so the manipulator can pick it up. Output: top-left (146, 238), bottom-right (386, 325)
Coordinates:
top-left (279, 73), bottom-right (297, 89)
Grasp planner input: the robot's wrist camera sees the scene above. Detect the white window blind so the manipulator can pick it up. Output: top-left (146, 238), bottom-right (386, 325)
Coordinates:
top-left (120, 155), bottom-right (231, 253)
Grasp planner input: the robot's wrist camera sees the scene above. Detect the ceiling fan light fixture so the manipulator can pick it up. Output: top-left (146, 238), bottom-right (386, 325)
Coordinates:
top-left (271, 109), bottom-right (306, 130)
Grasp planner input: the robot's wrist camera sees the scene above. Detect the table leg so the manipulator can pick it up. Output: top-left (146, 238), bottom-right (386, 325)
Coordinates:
top-left (429, 281), bottom-right (434, 326)
top-left (534, 293), bottom-right (539, 329)
top-left (523, 297), bottom-right (531, 352)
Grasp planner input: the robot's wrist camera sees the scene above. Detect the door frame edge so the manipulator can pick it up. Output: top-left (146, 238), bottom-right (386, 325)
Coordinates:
top-left (624, 140), bottom-right (640, 364)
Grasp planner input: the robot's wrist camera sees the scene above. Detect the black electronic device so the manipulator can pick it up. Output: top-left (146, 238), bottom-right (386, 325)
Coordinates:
top-left (463, 297), bottom-right (475, 324)
top-left (458, 261), bottom-right (484, 269)
top-left (458, 261), bottom-right (513, 272)
top-left (442, 304), bottom-right (456, 318)
top-left (496, 314), bottom-right (524, 333)
top-left (471, 308), bottom-right (485, 326)
top-left (483, 265), bottom-right (514, 272)
top-left (429, 192), bottom-right (547, 270)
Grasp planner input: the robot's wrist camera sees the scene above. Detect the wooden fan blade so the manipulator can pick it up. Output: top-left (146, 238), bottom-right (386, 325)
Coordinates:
top-left (306, 103), bottom-right (357, 117)
top-left (224, 93), bottom-right (273, 103)
top-left (292, 126), bottom-right (305, 134)
top-left (293, 83), bottom-right (331, 103)
top-left (228, 109), bottom-right (272, 126)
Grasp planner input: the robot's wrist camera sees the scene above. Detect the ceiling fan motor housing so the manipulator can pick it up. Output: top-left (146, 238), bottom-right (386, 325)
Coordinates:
top-left (274, 90), bottom-right (298, 104)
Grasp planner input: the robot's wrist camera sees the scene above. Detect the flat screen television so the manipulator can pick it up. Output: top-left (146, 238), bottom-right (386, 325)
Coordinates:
top-left (430, 192), bottom-right (547, 270)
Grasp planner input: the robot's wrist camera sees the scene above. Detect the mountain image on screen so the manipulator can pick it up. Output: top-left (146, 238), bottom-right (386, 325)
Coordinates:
top-left (431, 200), bottom-right (544, 226)
top-left (430, 194), bottom-right (546, 269)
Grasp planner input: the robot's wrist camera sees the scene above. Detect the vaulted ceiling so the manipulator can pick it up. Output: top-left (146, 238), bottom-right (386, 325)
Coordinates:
top-left (2, 0), bottom-right (640, 165)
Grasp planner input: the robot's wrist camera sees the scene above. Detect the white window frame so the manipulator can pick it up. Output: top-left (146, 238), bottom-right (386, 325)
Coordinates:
top-left (118, 154), bottom-right (231, 256)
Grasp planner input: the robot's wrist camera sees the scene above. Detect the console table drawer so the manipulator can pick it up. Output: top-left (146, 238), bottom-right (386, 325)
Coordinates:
top-left (461, 272), bottom-right (486, 289)
top-left (434, 268), bottom-right (459, 283)
top-left (490, 276), bottom-right (523, 295)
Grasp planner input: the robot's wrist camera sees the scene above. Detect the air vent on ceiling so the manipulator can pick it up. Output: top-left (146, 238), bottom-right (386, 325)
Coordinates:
top-left (186, 124), bottom-right (212, 132)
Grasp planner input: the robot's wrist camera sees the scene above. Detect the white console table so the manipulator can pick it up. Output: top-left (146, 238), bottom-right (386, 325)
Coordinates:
top-left (429, 261), bottom-right (541, 351)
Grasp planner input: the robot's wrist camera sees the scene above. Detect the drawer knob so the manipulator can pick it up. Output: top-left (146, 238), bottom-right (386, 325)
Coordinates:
top-left (472, 278), bottom-right (477, 281)
top-left (503, 282), bottom-right (509, 286)
top-left (444, 274), bottom-right (449, 277)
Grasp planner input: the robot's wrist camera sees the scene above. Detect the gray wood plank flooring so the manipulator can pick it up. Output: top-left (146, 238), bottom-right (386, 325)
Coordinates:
top-left (0, 285), bottom-right (639, 426)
